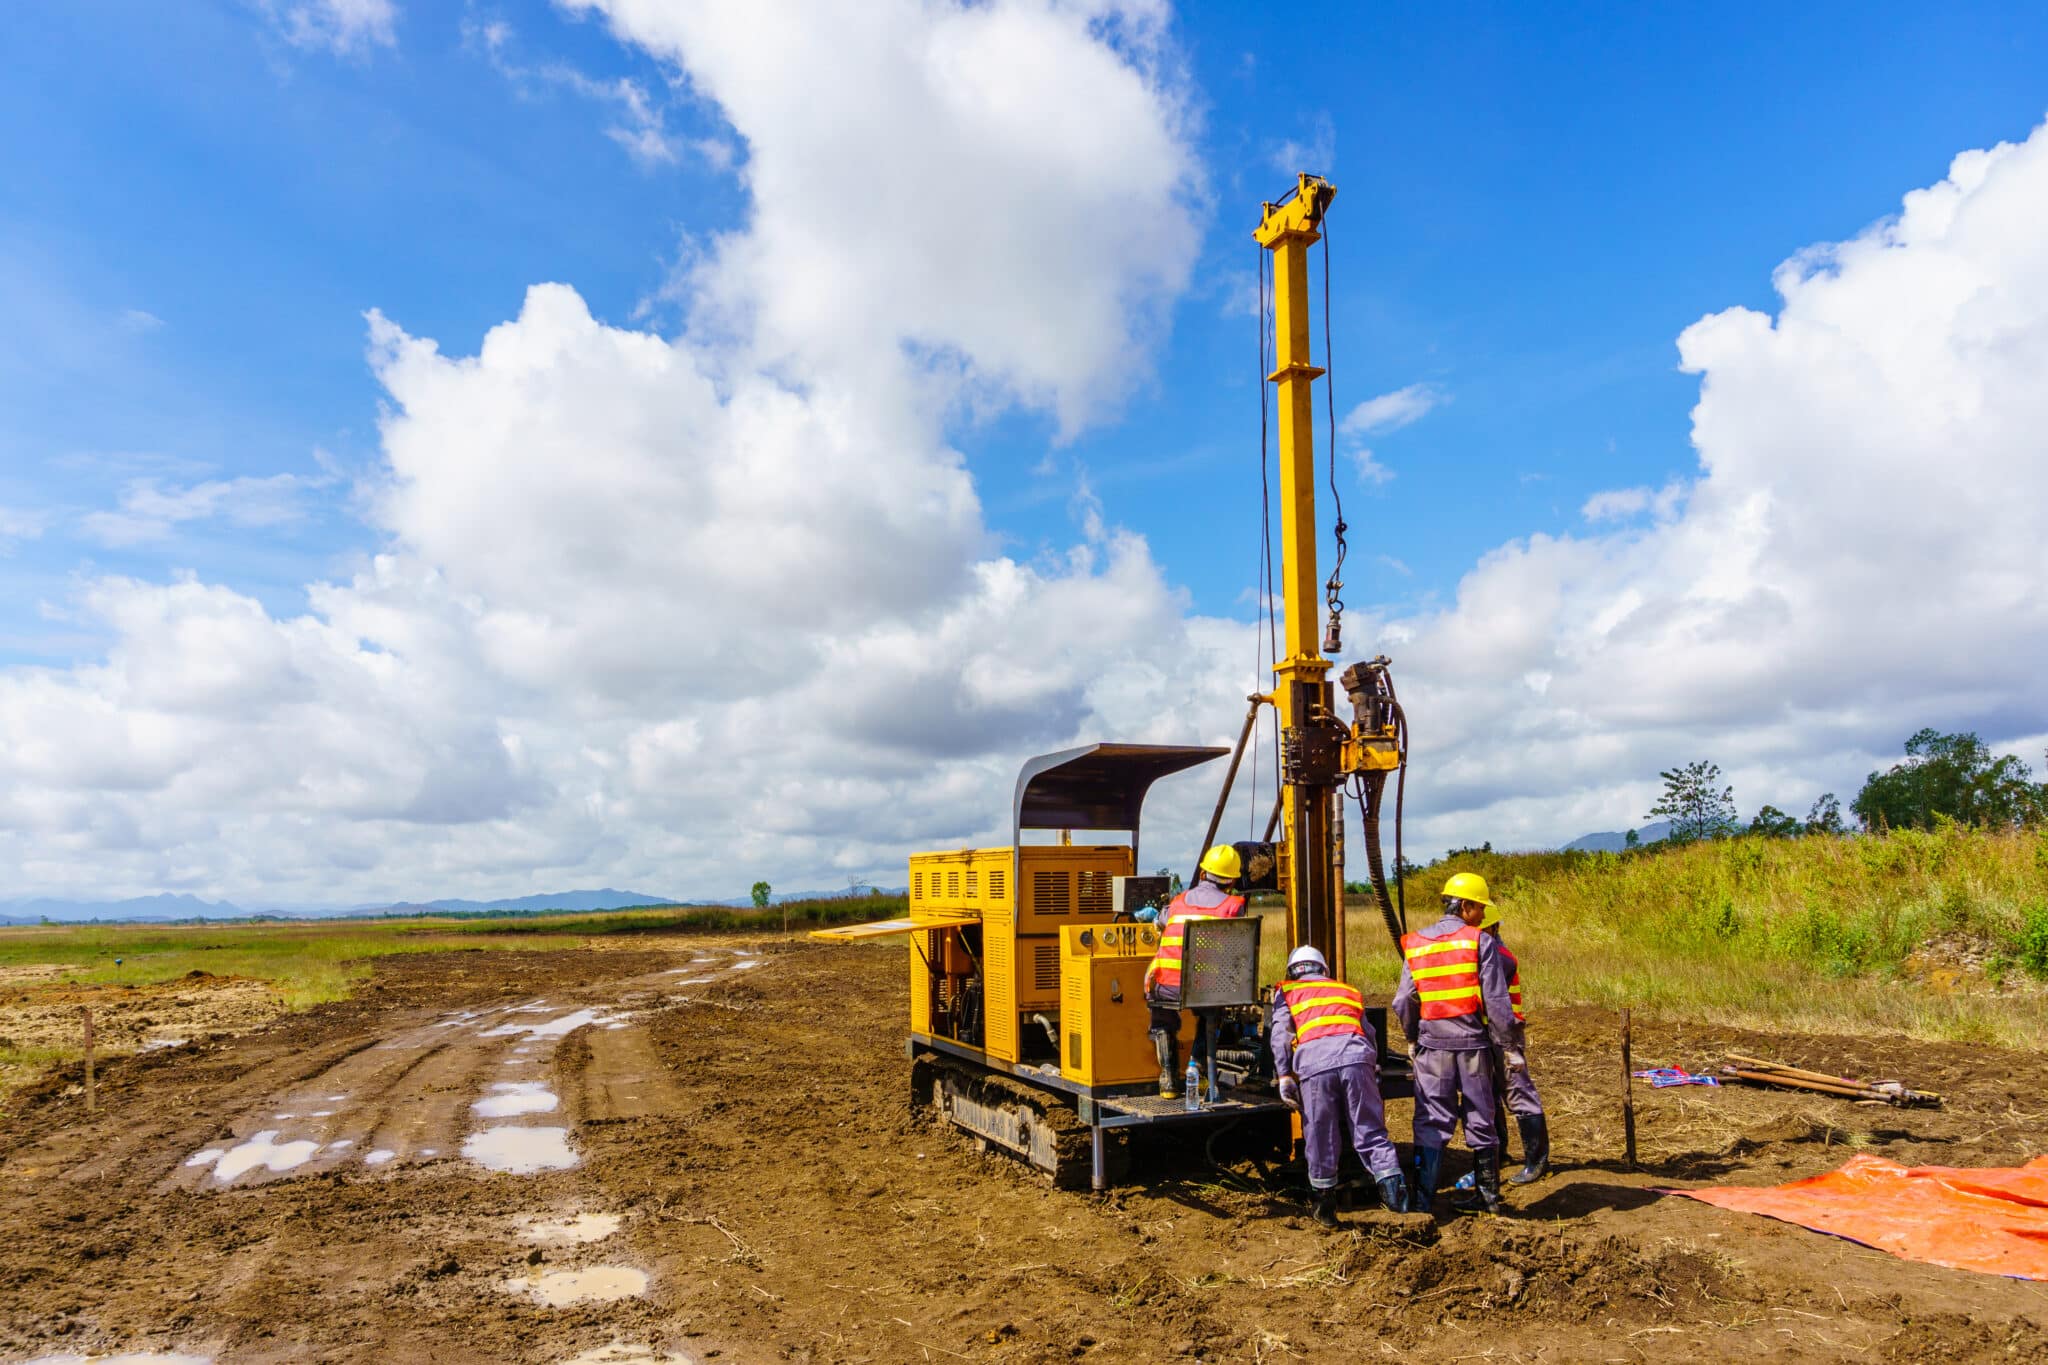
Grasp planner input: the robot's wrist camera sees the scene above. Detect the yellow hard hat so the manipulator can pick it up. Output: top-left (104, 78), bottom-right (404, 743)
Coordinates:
top-left (1199, 844), bottom-right (1243, 881)
top-left (1479, 902), bottom-right (1503, 929)
top-left (1442, 871), bottom-right (1492, 906)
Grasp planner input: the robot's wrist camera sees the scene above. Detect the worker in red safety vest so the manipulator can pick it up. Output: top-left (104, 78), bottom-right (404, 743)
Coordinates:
top-left (1481, 900), bottom-right (1550, 1184)
top-left (1269, 944), bottom-right (1407, 1225)
top-left (1390, 871), bottom-right (1520, 1214)
top-left (1142, 844), bottom-right (1246, 1098)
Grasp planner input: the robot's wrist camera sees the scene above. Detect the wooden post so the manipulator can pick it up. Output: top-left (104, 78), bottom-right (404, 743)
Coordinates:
top-left (81, 1006), bottom-right (96, 1114)
top-left (1619, 1007), bottom-right (1636, 1171)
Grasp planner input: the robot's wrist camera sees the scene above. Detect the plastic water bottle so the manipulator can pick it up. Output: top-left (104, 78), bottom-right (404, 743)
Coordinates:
top-left (1183, 1061), bottom-right (1201, 1111)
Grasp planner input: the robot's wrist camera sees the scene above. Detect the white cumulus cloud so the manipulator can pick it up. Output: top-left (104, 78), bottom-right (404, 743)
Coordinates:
top-left (563, 0), bottom-right (1204, 432)
top-left (0, 0), bottom-right (1249, 904)
top-left (12, 10), bottom-right (2048, 903)
top-left (1372, 119), bottom-right (2048, 850)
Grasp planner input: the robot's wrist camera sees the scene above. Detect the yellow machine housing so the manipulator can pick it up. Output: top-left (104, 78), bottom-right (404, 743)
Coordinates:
top-left (907, 843), bottom-right (1133, 1066)
top-left (1059, 922), bottom-right (1181, 1088)
top-left (905, 743), bottom-right (1223, 1097)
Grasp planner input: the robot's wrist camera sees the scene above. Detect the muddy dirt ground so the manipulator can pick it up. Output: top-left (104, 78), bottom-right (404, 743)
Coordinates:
top-left (0, 968), bottom-right (286, 1102)
top-left (1, 934), bottom-right (2044, 1363)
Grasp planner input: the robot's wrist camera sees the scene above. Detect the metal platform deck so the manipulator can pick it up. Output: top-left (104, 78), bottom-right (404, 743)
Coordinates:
top-left (1079, 1085), bottom-right (1291, 1190)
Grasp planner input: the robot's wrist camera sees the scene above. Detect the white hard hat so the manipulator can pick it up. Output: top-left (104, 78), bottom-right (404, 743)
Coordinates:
top-left (1286, 945), bottom-right (1329, 977)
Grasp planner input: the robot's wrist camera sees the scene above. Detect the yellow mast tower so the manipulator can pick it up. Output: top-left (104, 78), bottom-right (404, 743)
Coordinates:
top-left (1255, 174), bottom-right (1406, 984)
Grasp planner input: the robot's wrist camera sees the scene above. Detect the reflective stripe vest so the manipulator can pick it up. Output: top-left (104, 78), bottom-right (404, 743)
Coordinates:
top-left (1278, 977), bottom-right (1365, 1049)
top-left (1399, 924), bottom-right (1484, 1019)
top-left (1499, 942), bottom-right (1527, 1023)
top-left (1148, 888), bottom-right (1247, 994)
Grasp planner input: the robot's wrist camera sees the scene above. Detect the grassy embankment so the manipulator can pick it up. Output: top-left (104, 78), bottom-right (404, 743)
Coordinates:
top-left (0, 896), bottom-right (902, 1091)
top-left (1304, 825), bottom-right (2048, 1049)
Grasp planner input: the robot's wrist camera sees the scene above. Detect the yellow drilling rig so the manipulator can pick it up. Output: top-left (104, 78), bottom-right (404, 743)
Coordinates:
top-left (820, 176), bottom-right (1413, 1189)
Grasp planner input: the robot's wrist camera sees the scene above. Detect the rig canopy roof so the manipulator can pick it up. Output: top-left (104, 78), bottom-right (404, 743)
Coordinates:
top-left (1011, 743), bottom-right (1226, 851)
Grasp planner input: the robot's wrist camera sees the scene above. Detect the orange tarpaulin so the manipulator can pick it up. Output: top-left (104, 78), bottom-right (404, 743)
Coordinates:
top-left (1681, 1153), bottom-right (2048, 1280)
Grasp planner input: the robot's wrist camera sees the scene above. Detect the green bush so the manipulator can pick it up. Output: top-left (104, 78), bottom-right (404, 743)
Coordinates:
top-left (2011, 904), bottom-right (2048, 981)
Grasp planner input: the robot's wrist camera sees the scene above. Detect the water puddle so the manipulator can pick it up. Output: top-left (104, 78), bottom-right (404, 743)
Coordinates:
top-left (465, 1126), bottom-right (578, 1173)
top-left (364, 1149), bottom-right (396, 1167)
top-left (665, 977), bottom-right (713, 987)
top-left (481, 1007), bottom-right (623, 1040)
top-left (473, 1082), bottom-right (558, 1118)
top-left (518, 1212), bottom-right (622, 1245)
top-left (558, 1345), bottom-right (696, 1365)
top-left (141, 1038), bottom-right (188, 1051)
top-left (194, 1130), bottom-right (320, 1183)
top-left (328, 1139), bottom-right (355, 1150)
top-left (183, 1149), bottom-right (224, 1169)
top-left (728, 960), bottom-right (763, 971)
top-left (500, 1265), bottom-right (647, 1307)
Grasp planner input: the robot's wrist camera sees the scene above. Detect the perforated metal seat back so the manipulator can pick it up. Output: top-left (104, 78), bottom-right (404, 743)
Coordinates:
top-left (1179, 916), bottom-right (1263, 1008)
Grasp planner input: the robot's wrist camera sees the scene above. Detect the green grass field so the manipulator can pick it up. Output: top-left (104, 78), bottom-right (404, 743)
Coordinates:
top-left (0, 895), bottom-right (903, 1007)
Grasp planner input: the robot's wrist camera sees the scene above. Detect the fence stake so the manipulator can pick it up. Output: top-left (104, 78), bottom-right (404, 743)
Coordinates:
top-left (1619, 1006), bottom-right (1636, 1170)
top-left (81, 1006), bottom-right (96, 1114)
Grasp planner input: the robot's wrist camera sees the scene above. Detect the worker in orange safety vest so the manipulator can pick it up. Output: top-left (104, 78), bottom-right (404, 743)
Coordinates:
top-left (1481, 900), bottom-right (1550, 1184)
top-left (1390, 871), bottom-right (1519, 1214)
top-left (1269, 944), bottom-right (1406, 1225)
top-left (1142, 844), bottom-right (1246, 1098)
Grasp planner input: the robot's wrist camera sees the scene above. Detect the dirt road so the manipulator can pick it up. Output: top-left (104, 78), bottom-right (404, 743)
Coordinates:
top-left (2, 934), bottom-right (2044, 1362)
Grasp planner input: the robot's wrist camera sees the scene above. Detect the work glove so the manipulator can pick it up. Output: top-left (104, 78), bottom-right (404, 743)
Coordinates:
top-left (1504, 1049), bottom-right (1528, 1075)
top-left (1278, 1075), bottom-right (1301, 1111)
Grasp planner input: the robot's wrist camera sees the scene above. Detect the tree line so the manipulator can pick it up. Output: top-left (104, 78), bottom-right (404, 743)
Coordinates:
top-left (1649, 728), bottom-right (2048, 842)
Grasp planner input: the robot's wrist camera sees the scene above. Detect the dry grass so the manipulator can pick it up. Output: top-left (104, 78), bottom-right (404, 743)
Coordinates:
top-left (1258, 826), bottom-right (2048, 1049)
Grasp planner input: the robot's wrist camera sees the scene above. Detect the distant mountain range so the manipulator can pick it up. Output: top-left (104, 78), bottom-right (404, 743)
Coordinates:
top-left (1561, 821), bottom-right (1672, 853)
top-left (355, 888), bottom-right (681, 916)
top-left (0, 884), bottom-right (905, 925)
top-left (0, 892), bottom-right (248, 925)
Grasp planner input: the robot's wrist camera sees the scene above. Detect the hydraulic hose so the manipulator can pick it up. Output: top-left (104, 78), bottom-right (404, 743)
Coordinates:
top-left (1359, 769), bottom-right (1405, 954)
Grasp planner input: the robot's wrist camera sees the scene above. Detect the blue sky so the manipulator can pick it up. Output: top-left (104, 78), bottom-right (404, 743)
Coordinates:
top-left (9, 2), bottom-right (2043, 655)
top-left (4, 1), bottom-right (2048, 901)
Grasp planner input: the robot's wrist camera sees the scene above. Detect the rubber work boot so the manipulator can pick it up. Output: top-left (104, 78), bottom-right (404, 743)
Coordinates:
top-left (1510, 1113), bottom-right (1551, 1185)
top-left (1375, 1171), bottom-right (1409, 1213)
top-left (1451, 1146), bottom-right (1504, 1214)
top-left (1310, 1189), bottom-right (1340, 1228)
top-left (1408, 1145), bottom-right (1444, 1213)
top-left (1151, 1029), bottom-right (1179, 1098)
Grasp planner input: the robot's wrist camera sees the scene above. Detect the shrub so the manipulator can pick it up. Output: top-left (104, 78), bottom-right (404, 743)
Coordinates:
top-left (2011, 904), bottom-right (2048, 981)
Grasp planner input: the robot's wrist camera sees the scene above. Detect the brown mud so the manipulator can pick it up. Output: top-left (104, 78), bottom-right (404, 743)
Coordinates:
top-left (0, 970), bottom-right (286, 1100)
top-left (0, 935), bottom-right (2044, 1362)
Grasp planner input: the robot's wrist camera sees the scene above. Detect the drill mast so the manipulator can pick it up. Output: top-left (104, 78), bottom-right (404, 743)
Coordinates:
top-left (1254, 174), bottom-right (1404, 983)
